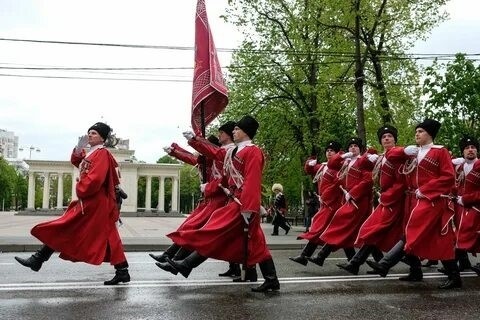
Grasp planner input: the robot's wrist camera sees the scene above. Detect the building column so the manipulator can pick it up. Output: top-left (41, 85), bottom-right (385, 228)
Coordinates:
top-left (171, 176), bottom-right (179, 213)
top-left (27, 171), bottom-right (35, 210)
top-left (145, 175), bottom-right (152, 212)
top-left (71, 170), bottom-right (79, 201)
top-left (42, 172), bottom-right (50, 209)
top-left (158, 176), bottom-right (165, 213)
top-left (56, 173), bottom-right (64, 209)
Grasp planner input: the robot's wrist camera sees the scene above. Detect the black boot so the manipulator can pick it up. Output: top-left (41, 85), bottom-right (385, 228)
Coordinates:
top-left (371, 247), bottom-right (384, 262)
top-left (337, 245), bottom-right (374, 275)
top-left (166, 251), bottom-right (207, 278)
top-left (156, 261), bottom-right (178, 275)
top-left (398, 255), bottom-right (423, 281)
top-left (171, 247), bottom-right (192, 261)
top-left (289, 242), bottom-right (318, 266)
top-left (365, 239), bottom-right (405, 277)
top-left (471, 263), bottom-right (480, 276)
top-left (219, 263), bottom-right (241, 277)
top-left (233, 266), bottom-right (258, 282)
top-left (104, 262), bottom-right (130, 285)
top-left (421, 259), bottom-right (438, 267)
top-left (456, 249), bottom-right (472, 271)
top-left (343, 247), bottom-right (356, 261)
top-left (251, 259), bottom-right (280, 292)
top-left (438, 260), bottom-right (462, 289)
top-left (307, 244), bottom-right (333, 267)
top-left (14, 245), bottom-right (54, 272)
top-left (149, 243), bottom-right (180, 263)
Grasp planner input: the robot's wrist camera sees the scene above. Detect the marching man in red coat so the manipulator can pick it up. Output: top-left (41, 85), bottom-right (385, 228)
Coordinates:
top-left (453, 136), bottom-right (479, 273)
top-left (338, 125), bottom-right (405, 275)
top-left (162, 115), bottom-right (280, 292)
top-left (368, 119), bottom-right (460, 289)
top-left (152, 122), bottom-right (244, 279)
top-left (149, 125), bottom-right (234, 264)
top-left (15, 122), bottom-right (130, 285)
top-left (289, 140), bottom-right (343, 266)
top-left (307, 138), bottom-right (374, 267)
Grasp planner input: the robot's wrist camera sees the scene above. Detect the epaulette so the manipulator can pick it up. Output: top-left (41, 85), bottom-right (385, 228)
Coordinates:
top-left (431, 145), bottom-right (444, 149)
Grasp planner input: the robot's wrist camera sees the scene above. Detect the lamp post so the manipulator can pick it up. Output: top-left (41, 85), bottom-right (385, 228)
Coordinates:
top-left (19, 145), bottom-right (41, 159)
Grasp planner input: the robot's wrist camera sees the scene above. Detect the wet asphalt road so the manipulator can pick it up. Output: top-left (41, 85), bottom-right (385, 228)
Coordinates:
top-left (1, 250), bottom-right (480, 320)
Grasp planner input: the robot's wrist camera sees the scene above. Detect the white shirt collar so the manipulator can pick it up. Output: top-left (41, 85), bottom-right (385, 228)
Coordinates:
top-left (85, 144), bottom-right (104, 158)
top-left (236, 140), bottom-right (253, 152)
top-left (419, 142), bottom-right (433, 150)
top-left (222, 143), bottom-right (235, 149)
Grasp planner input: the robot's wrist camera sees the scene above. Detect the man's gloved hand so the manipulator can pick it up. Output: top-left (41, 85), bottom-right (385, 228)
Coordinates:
top-left (404, 145), bottom-right (419, 156)
top-left (341, 152), bottom-right (354, 159)
top-left (200, 183), bottom-right (207, 193)
top-left (345, 192), bottom-right (351, 202)
top-left (452, 157), bottom-right (465, 166)
top-left (307, 159), bottom-right (317, 166)
top-left (182, 131), bottom-right (195, 140)
top-left (163, 146), bottom-right (173, 154)
top-left (367, 153), bottom-right (379, 163)
top-left (415, 189), bottom-right (425, 199)
top-left (456, 196), bottom-right (464, 206)
top-left (241, 211), bottom-right (252, 224)
top-left (75, 135), bottom-right (89, 153)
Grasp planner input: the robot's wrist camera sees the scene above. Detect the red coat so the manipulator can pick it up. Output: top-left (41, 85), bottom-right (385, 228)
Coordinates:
top-left (404, 146), bottom-right (456, 260)
top-left (31, 147), bottom-right (126, 265)
top-left (304, 157), bottom-right (325, 195)
top-left (319, 153), bottom-right (373, 248)
top-left (168, 141), bottom-right (228, 232)
top-left (298, 161), bottom-right (342, 244)
top-left (455, 159), bottom-right (480, 252)
top-left (168, 141), bottom-right (272, 266)
top-left (355, 147), bottom-right (407, 251)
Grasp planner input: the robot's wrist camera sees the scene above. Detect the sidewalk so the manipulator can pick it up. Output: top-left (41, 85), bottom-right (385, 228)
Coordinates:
top-left (0, 211), bottom-right (306, 252)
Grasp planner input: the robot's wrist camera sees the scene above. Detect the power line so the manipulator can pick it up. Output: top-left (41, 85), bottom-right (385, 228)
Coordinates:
top-left (0, 73), bottom-right (192, 82)
top-left (1, 37), bottom-right (480, 60)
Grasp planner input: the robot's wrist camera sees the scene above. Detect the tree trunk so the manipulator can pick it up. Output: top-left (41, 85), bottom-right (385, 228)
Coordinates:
top-left (354, 0), bottom-right (366, 143)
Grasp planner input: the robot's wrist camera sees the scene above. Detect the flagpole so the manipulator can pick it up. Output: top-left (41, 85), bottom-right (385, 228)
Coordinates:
top-left (200, 102), bottom-right (207, 184)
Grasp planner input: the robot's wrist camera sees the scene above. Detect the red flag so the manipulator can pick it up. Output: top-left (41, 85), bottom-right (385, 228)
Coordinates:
top-left (191, 0), bottom-right (228, 136)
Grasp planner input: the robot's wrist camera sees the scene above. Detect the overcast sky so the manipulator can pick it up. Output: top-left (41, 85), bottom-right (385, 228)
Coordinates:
top-left (1, 0), bottom-right (479, 163)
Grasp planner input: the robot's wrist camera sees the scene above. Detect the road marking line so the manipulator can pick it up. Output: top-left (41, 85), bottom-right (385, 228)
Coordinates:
top-left (0, 273), bottom-right (477, 291)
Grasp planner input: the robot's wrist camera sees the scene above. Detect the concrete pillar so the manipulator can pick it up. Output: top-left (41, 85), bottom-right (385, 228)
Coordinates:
top-left (71, 169), bottom-right (79, 201)
top-left (158, 176), bottom-right (165, 212)
top-left (42, 172), bottom-right (50, 209)
top-left (171, 177), bottom-right (179, 213)
top-left (145, 175), bottom-right (152, 212)
top-left (27, 171), bottom-right (35, 210)
top-left (56, 173), bottom-right (64, 209)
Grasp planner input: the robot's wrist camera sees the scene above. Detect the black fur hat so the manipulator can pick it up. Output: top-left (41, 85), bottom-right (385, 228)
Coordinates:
top-left (377, 125), bottom-right (398, 143)
top-left (218, 121), bottom-right (236, 141)
top-left (346, 137), bottom-right (364, 151)
top-left (325, 140), bottom-right (341, 153)
top-left (415, 119), bottom-right (441, 140)
top-left (88, 122), bottom-right (111, 141)
top-left (236, 115), bottom-right (259, 139)
top-left (459, 135), bottom-right (479, 151)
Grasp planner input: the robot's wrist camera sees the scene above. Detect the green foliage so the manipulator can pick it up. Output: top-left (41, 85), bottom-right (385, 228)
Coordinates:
top-left (221, 0), bottom-right (447, 206)
top-left (0, 157), bottom-right (17, 210)
top-left (179, 165), bottom-right (202, 214)
top-left (423, 54), bottom-right (480, 155)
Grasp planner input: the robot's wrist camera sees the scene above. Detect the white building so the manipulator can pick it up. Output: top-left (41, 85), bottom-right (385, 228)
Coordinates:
top-left (24, 148), bottom-right (182, 215)
top-left (0, 129), bottom-right (19, 159)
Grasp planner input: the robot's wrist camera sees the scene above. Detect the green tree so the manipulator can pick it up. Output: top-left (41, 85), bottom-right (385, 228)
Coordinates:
top-left (0, 157), bottom-right (17, 210)
top-left (222, 0), bottom-right (447, 205)
top-left (423, 54), bottom-right (480, 154)
top-left (179, 165), bottom-right (202, 214)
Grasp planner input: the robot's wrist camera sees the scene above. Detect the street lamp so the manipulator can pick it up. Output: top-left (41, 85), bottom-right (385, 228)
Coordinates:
top-left (19, 145), bottom-right (41, 159)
